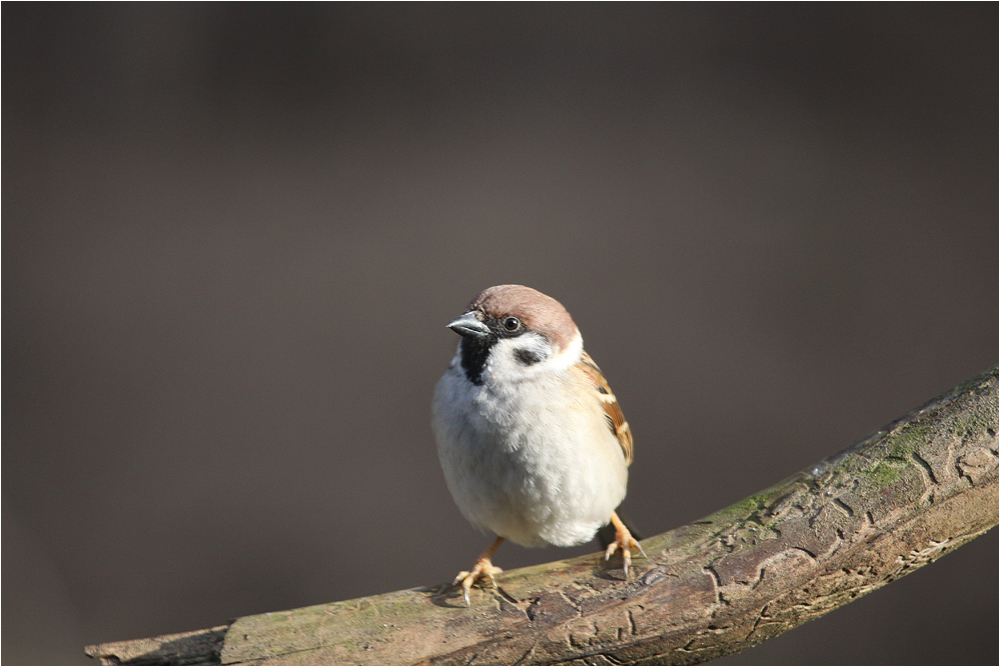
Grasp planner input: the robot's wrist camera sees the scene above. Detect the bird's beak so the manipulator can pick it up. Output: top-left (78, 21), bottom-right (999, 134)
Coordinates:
top-left (447, 312), bottom-right (490, 339)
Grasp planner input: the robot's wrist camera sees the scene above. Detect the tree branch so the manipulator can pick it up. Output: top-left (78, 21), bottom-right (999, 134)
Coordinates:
top-left (86, 367), bottom-right (999, 665)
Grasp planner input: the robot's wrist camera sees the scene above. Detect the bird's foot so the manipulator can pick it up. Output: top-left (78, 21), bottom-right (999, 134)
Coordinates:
top-left (605, 512), bottom-right (647, 578)
top-left (453, 557), bottom-right (503, 606)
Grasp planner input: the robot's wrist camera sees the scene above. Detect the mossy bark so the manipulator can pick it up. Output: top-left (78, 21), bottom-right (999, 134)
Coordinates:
top-left (86, 367), bottom-right (998, 665)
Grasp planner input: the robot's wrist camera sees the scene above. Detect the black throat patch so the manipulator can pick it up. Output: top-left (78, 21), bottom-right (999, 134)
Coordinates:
top-left (459, 336), bottom-right (494, 386)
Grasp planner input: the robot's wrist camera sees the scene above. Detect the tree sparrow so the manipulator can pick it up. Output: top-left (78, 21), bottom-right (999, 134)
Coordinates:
top-left (432, 284), bottom-right (644, 605)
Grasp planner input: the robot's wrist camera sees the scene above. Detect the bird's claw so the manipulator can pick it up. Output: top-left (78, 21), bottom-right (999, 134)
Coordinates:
top-left (454, 559), bottom-right (503, 606)
top-left (605, 530), bottom-right (646, 578)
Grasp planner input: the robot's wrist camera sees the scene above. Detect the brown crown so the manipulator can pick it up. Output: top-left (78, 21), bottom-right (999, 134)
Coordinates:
top-left (468, 285), bottom-right (579, 350)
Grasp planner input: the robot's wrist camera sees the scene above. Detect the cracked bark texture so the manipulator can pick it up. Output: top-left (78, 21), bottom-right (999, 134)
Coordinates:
top-left (86, 367), bottom-right (999, 666)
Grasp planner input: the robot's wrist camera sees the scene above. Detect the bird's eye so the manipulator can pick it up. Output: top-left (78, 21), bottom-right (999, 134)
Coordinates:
top-left (503, 316), bottom-right (521, 331)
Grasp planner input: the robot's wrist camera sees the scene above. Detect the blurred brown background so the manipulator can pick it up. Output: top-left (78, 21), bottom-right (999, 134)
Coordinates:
top-left (3, 4), bottom-right (997, 665)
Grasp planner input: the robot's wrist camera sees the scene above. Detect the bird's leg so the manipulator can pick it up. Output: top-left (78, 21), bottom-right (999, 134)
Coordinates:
top-left (604, 511), bottom-right (646, 578)
top-left (453, 536), bottom-right (505, 606)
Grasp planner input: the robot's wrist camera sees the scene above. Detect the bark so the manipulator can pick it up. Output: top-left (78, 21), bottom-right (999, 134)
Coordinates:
top-left (86, 367), bottom-right (999, 665)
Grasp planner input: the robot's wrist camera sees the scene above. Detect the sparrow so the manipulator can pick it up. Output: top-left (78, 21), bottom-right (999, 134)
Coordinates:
top-left (432, 284), bottom-right (644, 605)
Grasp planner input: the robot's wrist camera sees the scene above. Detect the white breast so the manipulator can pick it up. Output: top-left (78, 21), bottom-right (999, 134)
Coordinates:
top-left (432, 335), bottom-right (628, 548)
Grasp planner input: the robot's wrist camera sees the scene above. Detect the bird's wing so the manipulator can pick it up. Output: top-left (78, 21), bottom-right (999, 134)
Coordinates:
top-left (577, 350), bottom-right (633, 466)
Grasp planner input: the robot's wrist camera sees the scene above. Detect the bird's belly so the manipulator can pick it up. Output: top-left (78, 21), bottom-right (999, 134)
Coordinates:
top-left (433, 378), bottom-right (628, 548)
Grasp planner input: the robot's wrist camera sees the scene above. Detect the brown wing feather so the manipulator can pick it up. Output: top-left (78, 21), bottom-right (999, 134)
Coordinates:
top-left (578, 350), bottom-right (634, 466)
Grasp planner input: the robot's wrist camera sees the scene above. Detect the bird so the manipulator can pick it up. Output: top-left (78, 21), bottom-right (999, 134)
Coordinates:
top-left (432, 284), bottom-right (644, 605)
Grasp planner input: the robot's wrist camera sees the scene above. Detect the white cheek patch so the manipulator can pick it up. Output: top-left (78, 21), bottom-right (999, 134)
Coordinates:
top-left (486, 331), bottom-right (583, 382)
top-left (488, 335), bottom-right (549, 379)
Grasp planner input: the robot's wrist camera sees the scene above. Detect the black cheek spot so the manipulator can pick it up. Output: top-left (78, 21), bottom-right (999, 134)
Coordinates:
top-left (514, 348), bottom-right (543, 366)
